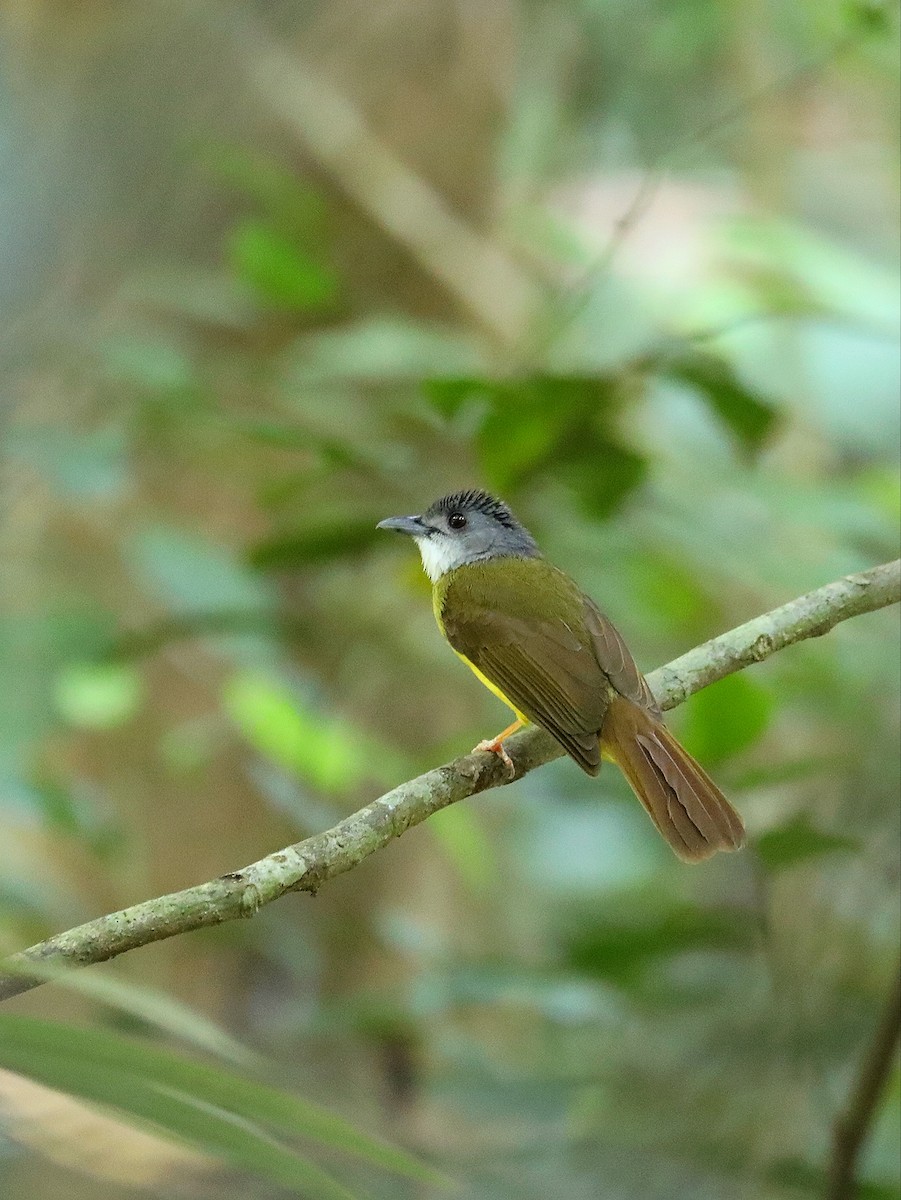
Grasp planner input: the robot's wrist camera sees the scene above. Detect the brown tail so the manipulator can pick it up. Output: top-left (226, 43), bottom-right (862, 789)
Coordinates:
top-left (601, 695), bottom-right (745, 862)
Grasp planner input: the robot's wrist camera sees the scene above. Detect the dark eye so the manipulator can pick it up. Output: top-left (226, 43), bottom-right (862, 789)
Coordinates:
top-left (447, 512), bottom-right (467, 530)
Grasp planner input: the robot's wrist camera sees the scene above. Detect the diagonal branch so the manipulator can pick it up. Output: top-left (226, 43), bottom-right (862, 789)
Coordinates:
top-left (0, 559), bottom-right (898, 1004)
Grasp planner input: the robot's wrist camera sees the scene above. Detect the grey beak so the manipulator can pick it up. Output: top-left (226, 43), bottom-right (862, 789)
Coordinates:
top-left (376, 514), bottom-right (426, 537)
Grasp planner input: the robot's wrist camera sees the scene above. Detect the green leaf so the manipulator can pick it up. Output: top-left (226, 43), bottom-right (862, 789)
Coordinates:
top-left (439, 375), bottom-right (647, 517)
top-left (100, 334), bottom-right (196, 392)
top-left (22, 966), bottom-right (259, 1068)
top-left (19, 774), bottom-right (122, 856)
top-left (128, 526), bottom-right (273, 616)
top-left (223, 673), bottom-right (409, 795)
top-left (474, 376), bottom-right (612, 491)
top-left (122, 265), bottom-right (260, 330)
top-left (479, 394), bottom-right (562, 492)
top-left (679, 671), bottom-right (773, 765)
top-left (731, 755), bottom-right (840, 790)
top-left (0, 1035), bottom-right (355, 1199)
top-left (229, 220), bottom-right (339, 312)
top-left (5, 425), bottom-right (128, 499)
top-left (288, 318), bottom-right (481, 382)
top-left (223, 673), bottom-right (366, 794)
top-left (756, 813), bottom-right (859, 871)
top-left (843, 0), bottom-right (894, 37)
top-left (665, 352), bottom-right (778, 453)
top-left (249, 519), bottom-right (380, 569)
top-left (558, 435), bottom-right (647, 519)
top-left (18, 777), bottom-right (83, 835)
top-left (565, 903), bottom-right (756, 986)
top-left (0, 1015), bottom-right (442, 1190)
top-left (721, 215), bottom-right (900, 330)
top-left (424, 377), bottom-right (492, 419)
top-left (54, 661), bottom-right (143, 729)
top-left (205, 144), bottom-right (330, 243)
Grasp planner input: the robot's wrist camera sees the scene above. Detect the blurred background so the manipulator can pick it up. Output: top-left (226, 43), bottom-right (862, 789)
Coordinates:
top-left (0, 1), bottom-right (899, 1198)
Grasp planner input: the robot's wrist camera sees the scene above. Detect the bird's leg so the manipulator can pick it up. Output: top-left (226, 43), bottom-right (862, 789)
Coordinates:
top-left (473, 719), bottom-right (524, 778)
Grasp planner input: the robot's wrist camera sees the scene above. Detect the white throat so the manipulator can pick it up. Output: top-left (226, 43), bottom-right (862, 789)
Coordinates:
top-left (414, 535), bottom-right (464, 582)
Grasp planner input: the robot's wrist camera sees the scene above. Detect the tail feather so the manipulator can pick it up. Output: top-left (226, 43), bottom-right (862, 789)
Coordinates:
top-left (602, 696), bottom-right (745, 862)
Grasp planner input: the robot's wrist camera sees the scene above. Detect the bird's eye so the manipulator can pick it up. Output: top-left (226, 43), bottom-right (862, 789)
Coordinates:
top-left (448, 512), bottom-right (467, 530)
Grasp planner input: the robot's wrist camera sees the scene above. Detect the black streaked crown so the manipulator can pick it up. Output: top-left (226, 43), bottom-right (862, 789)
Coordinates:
top-left (427, 489), bottom-right (518, 529)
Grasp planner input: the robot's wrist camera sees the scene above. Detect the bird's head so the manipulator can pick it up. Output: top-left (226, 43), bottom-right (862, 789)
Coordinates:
top-left (377, 489), bottom-right (539, 581)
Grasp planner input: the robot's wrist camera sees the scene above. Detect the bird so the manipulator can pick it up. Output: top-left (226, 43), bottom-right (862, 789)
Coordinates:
top-left (377, 488), bottom-right (745, 862)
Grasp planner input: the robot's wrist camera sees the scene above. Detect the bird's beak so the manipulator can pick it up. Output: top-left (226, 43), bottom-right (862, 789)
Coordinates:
top-left (376, 514), bottom-right (426, 537)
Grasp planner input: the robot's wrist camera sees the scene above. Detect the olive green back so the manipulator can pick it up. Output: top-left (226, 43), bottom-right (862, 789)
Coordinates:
top-left (433, 557), bottom-right (657, 773)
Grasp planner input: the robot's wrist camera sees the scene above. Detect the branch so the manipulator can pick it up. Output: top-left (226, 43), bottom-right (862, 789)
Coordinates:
top-left (826, 960), bottom-right (901, 1200)
top-left (1, 559), bottom-right (898, 1003)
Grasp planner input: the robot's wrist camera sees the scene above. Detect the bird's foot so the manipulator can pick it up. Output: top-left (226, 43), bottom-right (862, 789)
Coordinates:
top-left (473, 735), bottom-right (516, 778)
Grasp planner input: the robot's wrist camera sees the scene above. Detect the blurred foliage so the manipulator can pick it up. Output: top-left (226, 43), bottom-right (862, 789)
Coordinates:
top-left (0, 1), bottom-right (899, 1199)
top-left (0, 1013), bottom-right (435, 1199)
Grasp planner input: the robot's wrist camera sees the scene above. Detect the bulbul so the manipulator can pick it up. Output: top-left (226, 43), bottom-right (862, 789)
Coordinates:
top-left (378, 489), bottom-right (744, 862)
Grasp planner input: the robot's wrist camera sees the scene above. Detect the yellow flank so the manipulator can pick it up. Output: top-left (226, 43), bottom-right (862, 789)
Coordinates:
top-left (458, 647), bottom-right (613, 747)
top-left (454, 649), bottom-right (528, 722)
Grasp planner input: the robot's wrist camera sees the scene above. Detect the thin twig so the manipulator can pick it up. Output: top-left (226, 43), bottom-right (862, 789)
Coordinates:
top-left (826, 962), bottom-right (901, 1200)
top-left (0, 559), bottom-right (897, 1003)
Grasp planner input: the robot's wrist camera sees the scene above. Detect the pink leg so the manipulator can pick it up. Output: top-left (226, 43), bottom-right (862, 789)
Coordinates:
top-left (473, 719), bottom-right (524, 777)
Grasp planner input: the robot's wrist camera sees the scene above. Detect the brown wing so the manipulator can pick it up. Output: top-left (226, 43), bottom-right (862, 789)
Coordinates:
top-left (582, 597), bottom-right (660, 716)
top-left (444, 608), bottom-right (609, 775)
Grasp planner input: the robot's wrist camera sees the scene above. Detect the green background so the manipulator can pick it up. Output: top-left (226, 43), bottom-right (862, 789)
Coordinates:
top-left (0, 2), bottom-right (898, 1197)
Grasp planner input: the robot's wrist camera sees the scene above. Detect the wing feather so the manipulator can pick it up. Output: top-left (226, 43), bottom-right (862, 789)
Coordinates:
top-left (439, 561), bottom-right (659, 775)
top-left (582, 598), bottom-right (659, 714)
top-left (476, 640), bottom-right (602, 772)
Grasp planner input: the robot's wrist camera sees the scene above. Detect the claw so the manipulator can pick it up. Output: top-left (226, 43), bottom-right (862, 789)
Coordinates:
top-left (473, 736), bottom-right (516, 778)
